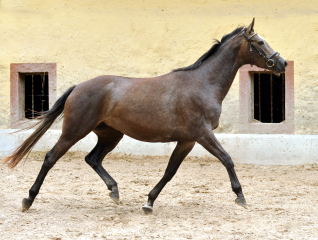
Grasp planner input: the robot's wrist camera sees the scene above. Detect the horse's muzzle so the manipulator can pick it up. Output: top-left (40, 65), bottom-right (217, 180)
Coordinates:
top-left (273, 57), bottom-right (287, 76)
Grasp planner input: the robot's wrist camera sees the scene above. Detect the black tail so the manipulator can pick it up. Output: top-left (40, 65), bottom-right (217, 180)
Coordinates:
top-left (2, 86), bottom-right (76, 169)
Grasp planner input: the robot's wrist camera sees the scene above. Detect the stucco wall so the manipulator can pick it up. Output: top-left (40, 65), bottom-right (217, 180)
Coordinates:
top-left (0, 0), bottom-right (317, 134)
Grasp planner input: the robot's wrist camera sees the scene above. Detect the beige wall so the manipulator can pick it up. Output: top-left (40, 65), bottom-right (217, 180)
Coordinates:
top-left (0, 0), bottom-right (317, 134)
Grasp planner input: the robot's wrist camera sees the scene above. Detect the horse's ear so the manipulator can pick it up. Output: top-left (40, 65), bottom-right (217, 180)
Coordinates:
top-left (246, 18), bottom-right (255, 34)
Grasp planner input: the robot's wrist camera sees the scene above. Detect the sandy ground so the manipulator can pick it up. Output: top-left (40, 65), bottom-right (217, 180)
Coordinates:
top-left (0, 152), bottom-right (318, 240)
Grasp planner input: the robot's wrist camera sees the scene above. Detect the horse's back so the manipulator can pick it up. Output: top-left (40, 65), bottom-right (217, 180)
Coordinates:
top-left (63, 73), bottom-right (207, 142)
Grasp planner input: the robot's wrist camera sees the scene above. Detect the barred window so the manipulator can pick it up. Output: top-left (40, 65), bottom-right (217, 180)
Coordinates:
top-left (253, 72), bottom-right (285, 123)
top-left (239, 62), bottom-right (294, 134)
top-left (10, 63), bottom-right (57, 128)
top-left (24, 73), bottom-right (49, 119)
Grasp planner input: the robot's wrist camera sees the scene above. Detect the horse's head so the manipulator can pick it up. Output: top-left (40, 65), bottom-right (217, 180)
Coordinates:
top-left (241, 18), bottom-right (287, 75)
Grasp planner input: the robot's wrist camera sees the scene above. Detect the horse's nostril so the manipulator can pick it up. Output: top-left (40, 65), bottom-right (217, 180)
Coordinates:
top-left (284, 61), bottom-right (288, 67)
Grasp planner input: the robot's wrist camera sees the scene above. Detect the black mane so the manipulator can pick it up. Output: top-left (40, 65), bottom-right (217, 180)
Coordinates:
top-left (173, 27), bottom-right (245, 72)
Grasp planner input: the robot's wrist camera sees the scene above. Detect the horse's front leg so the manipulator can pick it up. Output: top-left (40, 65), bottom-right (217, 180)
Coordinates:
top-left (197, 129), bottom-right (247, 208)
top-left (142, 141), bottom-right (195, 214)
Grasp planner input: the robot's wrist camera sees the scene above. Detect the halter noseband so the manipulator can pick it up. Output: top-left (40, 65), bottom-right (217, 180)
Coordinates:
top-left (242, 31), bottom-right (279, 68)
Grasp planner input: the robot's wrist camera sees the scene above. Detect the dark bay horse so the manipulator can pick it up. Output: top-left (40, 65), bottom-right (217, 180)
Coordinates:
top-left (3, 19), bottom-right (287, 213)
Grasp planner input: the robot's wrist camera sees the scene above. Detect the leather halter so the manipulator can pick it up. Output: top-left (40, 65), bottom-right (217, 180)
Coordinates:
top-left (242, 31), bottom-right (279, 68)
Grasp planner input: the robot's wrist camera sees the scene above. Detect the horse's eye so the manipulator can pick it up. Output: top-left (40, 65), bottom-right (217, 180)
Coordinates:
top-left (258, 40), bottom-right (264, 45)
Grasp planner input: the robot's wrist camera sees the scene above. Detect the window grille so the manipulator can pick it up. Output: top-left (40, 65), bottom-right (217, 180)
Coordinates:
top-left (253, 72), bottom-right (285, 123)
top-left (24, 73), bottom-right (49, 119)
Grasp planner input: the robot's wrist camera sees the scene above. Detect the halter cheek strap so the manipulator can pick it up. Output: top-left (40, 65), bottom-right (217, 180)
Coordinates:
top-left (242, 31), bottom-right (279, 69)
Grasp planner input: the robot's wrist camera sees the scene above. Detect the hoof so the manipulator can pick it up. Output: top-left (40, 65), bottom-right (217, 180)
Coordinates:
top-left (109, 192), bottom-right (120, 205)
top-left (22, 198), bottom-right (32, 212)
top-left (235, 198), bottom-right (247, 209)
top-left (142, 205), bottom-right (153, 214)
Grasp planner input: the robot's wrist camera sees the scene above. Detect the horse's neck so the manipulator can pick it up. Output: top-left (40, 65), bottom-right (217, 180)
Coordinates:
top-left (194, 42), bottom-right (244, 101)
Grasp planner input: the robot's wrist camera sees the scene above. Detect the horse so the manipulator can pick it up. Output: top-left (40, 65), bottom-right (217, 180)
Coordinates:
top-left (3, 18), bottom-right (287, 214)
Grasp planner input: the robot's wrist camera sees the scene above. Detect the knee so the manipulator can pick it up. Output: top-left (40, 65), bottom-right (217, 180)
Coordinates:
top-left (85, 155), bottom-right (98, 169)
top-left (42, 151), bottom-right (55, 169)
top-left (163, 174), bottom-right (173, 182)
top-left (163, 169), bottom-right (177, 182)
top-left (222, 155), bottom-right (234, 169)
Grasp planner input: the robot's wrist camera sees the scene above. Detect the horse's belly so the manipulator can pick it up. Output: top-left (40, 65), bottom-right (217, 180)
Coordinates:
top-left (124, 132), bottom-right (174, 143)
top-left (104, 117), bottom-right (190, 143)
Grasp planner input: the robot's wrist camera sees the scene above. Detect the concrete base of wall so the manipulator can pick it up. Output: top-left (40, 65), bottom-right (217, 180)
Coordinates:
top-left (1, 129), bottom-right (317, 165)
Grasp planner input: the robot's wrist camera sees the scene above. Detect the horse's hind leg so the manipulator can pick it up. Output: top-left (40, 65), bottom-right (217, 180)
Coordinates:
top-left (142, 141), bottom-right (195, 214)
top-left (85, 124), bottom-right (123, 204)
top-left (22, 130), bottom-right (91, 212)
